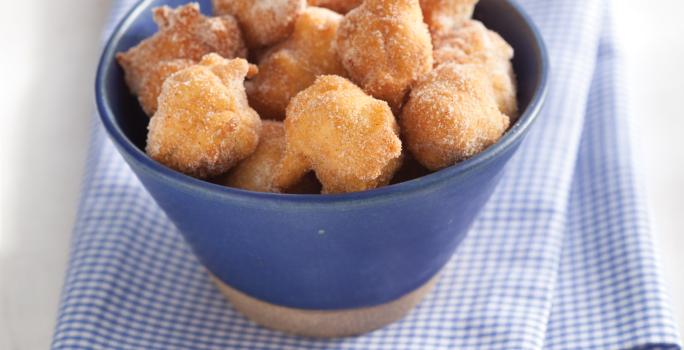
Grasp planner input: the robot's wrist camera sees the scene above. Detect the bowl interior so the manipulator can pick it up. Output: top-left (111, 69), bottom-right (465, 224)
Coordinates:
top-left (98, 0), bottom-right (547, 200)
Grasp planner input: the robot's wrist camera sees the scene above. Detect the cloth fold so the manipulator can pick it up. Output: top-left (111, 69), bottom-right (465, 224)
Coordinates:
top-left (52, 0), bottom-right (681, 349)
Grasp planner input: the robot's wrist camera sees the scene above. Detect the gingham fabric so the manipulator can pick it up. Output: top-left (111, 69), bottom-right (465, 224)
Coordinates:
top-left (52, 0), bottom-right (682, 349)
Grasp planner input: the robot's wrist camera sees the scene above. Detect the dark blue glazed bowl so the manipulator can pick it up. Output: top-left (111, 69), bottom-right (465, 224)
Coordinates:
top-left (97, 0), bottom-right (548, 311)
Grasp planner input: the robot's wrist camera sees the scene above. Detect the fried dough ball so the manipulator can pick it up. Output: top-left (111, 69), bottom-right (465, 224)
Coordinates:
top-left (117, 3), bottom-right (246, 97)
top-left (213, 0), bottom-right (306, 48)
top-left (246, 7), bottom-right (347, 120)
top-left (420, 0), bottom-right (478, 34)
top-left (137, 59), bottom-right (194, 116)
top-left (221, 121), bottom-right (323, 193)
top-left (146, 54), bottom-right (261, 178)
top-left (223, 121), bottom-right (285, 192)
top-left (400, 63), bottom-right (509, 171)
top-left (335, 0), bottom-right (433, 112)
top-left (433, 20), bottom-right (518, 119)
top-left (272, 75), bottom-right (403, 194)
top-left (308, 0), bottom-right (361, 14)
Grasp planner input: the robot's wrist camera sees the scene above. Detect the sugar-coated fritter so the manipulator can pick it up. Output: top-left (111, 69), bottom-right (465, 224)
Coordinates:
top-left (137, 59), bottom-right (194, 116)
top-left (213, 0), bottom-right (306, 48)
top-left (420, 0), bottom-right (478, 34)
top-left (246, 7), bottom-right (347, 120)
top-left (117, 3), bottom-right (246, 98)
top-left (400, 63), bottom-right (509, 171)
top-left (272, 75), bottom-right (403, 194)
top-left (146, 54), bottom-right (261, 178)
top-left (308, 0), bottom-right (361, 14)
top-left (221, 121), bottom-right (323, 193)
top-left (223, 121), bottom-right (285, 192)
top-left (433, 20), bottom-right (518, 119)
top-left (335, 0), bottom-right (433, 112)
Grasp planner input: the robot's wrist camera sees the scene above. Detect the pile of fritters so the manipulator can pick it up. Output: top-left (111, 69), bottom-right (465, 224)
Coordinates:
top-left (117, 0), bottom-right (517, 194)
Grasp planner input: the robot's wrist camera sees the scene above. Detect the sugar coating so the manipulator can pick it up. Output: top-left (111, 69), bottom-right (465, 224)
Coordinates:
top-left (335, 0), bottom-right (433, 112)
top-left (308, 0), bottom-right (362, 14)
top-left (420, 0), bottom-right (478, 34)
top-left (117, 3), bottom-right (246, 98)
top-left (433, 20), bottom-right (518, 119)
top-left (146, 54), bottom-right (261, 178)
top-left (272, 75), bottom-right (403, 194)
top-left (213, 0), bottom-right (306, 48)
top-left (220, 121), bottom-right (322, 193)
top-left (246, 7), bottom-right (347, 120)
top-left (400, 63), bottom-right (509, 171)
top-left (137, 59), bottom-right (194, 116)
top-left (223, 121), bottom-right (285, 192)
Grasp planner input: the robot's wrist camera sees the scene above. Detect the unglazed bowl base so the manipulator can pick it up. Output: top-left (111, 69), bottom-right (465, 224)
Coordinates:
top-left (211, 274), bottom-right (440, 338)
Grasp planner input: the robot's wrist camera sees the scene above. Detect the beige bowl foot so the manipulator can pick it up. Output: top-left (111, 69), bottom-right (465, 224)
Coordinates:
top-left (211, 274), bottom-right (440, 338)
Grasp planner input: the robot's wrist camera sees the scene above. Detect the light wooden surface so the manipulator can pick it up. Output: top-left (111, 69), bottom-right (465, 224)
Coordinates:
top-left (0, 0), bottom-right (681, 349)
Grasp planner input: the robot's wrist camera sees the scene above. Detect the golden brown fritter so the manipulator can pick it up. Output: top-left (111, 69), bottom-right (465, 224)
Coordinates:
top-left (335, 0), bottom-right (433, 112)
top-left (117, 3), bottom-right (246, 97)
top-left (213, 0), bottom-right (306, 48)
top-left (272, 75), bottom-right (403, 194)
top-left (223, 121), bottom-right (285, 192)
top-left (137, 59), bottom-right (194, 116)
top-left (433, 20), bottom-right (518, 119)
top-left (400, 63), bottom-right (509, 170)
top-left (119, 0), bottom-right (521, 193)
top-left (146, 54), bottom-right (261, 178)
top-left (420, 0), bottom-right (478, 34)
top-left (246, 7), bottom-right (347, 120)
top-left (221, 121), bottom-right (323, 193)
top-left (308, 0), bottom-right (362, 14)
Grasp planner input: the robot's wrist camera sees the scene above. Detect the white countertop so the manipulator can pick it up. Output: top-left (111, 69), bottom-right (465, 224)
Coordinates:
top-left (0, 0), bottom-right (681, 348)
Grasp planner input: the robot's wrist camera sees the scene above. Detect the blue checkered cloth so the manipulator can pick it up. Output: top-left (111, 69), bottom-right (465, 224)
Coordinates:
top-left (52, 0), bottom-right (682, 349)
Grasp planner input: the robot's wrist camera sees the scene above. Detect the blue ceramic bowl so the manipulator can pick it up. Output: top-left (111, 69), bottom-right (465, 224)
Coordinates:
top-left (97, 0), bottom-right (548, 311)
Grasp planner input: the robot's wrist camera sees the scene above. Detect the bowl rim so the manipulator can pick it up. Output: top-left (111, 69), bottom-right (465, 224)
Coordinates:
top-left (96, 0), bottom-right (549, 206)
